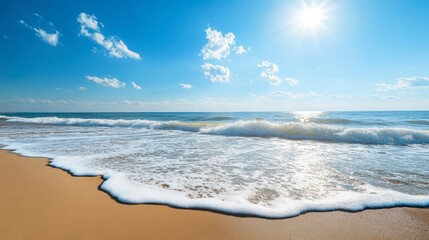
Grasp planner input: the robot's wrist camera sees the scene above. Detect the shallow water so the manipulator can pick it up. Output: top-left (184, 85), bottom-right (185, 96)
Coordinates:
top-left (0, 111), bottom-right (428, 218)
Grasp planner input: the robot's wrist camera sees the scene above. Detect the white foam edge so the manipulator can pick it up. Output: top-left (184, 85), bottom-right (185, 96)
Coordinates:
top-left (1, 143), bottom-right (428, 219)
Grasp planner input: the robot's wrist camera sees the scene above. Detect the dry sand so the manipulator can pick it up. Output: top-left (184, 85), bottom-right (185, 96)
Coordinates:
top-left (0, 149), bottom-right (428, 240)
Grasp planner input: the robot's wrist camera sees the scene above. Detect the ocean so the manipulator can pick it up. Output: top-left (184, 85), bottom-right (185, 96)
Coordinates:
top-left (0, 111), bottom-right (428, 218)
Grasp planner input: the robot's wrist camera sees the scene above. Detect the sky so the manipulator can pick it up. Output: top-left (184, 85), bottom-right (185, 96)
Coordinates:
top-left (1, 0), bottom-right (429, 112)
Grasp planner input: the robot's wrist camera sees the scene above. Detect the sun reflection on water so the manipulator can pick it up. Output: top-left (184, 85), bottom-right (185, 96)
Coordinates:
top-left (291, 111), bottom-right (324, 123)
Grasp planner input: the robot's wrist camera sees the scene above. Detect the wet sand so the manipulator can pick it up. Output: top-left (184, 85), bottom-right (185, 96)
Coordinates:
top-left (0, 149), bottom-right (428, 240)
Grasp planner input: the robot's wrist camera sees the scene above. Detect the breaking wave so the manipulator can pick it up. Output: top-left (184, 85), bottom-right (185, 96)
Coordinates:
top-left (2, 115), bottom-right (428, 145)
top-left (200, 120), bottom-right (429, 145)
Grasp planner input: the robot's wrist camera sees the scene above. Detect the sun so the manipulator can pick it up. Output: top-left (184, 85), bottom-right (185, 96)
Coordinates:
top-left (292, 1), bottom-right (330, 35)
top-left (297, 6), bottom-right (325, 30)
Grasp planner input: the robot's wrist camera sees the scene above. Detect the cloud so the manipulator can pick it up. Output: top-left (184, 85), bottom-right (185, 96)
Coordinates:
top-left (201, 63), bottom-right (231, 83)
top-left (77, 13), bottom-right (141, 60)
top-left (257, 61), bottom-right (281, 85)
top-left (2, 35), bottom-right (7, 39)
top-left (19, 19), bottom-right (30, 28)
top-left (34, 28), bottom-right (59, 46)
top-left (232, 45), bottom-right (248, 55)
top-left (131, 81), bottom-right (141, 90)
top-left (200, 27), bottom-right (248, 60)
top-left (85, 76), bottom-right (126, 88)
top-left (269, 91), bottom-right (303, 99)
top-left (179, 83), bottom-right (192, 89)
top-left (33, 13), bottom-right (43, 19)
top-left (285, 77), bottom-right (300, 86)
top-left (20, 19), bottom-right (60, 46)
top-left (268, 91), bottom-right (364, 100)
top-left (7, 98), bottom-right (55, 104)
top-left (257, 61), bottom-right (300, 86)
top-left (376, 76), bottom-right (429, 91)
top-left (77, 13), bottom-right (100, 32)
top-left (6, 98), bottom-right (145, 107)
top-left (78, 86), bottom-right (87, 91)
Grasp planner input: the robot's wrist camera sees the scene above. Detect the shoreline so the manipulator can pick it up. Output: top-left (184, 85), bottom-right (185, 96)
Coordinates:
top-left (4, 146), bottom-right (429, 219)
top-left (1, 149), bottom-right (428, 239)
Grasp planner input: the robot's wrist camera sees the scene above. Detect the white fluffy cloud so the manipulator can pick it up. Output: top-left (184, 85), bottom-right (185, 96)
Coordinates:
top-left (257, 61), bottom-right (281, 85)
top-left (179, 83), bottom-right (192, 89)
top-left (200, 27), bottom-right (247, 60)
top-left (34, 28), bottom-right (59, 46)
top-left (257, 61), bottom-right (300, 86)
top-left (376, 76), bottom-right (429, 91)
top-left (201, 63), bottom-right (231, 83)
top-left (199, 27), bottom-right (248, 83)
top-left (233, 45), bottom-right (247, 55)
top-left (77, 13), bottom-right (141, 60)
top-left (20, 19), bottom-right (60, 46)
top-left (85, 76), bottom-right (126, 88)
top-left (77, 13), bottom-right (100, 31)
top-left (131, 81), bottom-right (141, 90)
top-left (78, 86), bottom-right (87, 91)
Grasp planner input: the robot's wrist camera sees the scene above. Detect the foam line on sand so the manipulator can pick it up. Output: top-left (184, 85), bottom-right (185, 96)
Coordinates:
top-left (0, 149), bottom-right (428, 240)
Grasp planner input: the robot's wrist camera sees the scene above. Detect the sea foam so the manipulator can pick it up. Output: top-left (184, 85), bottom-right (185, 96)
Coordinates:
top-left (2, 115), bottom-right (429, 145)
top-left (3, 143), bottom-right (429, 219)
top-left (1, 113), bottom-right (429, 218)
top-left (200, 120), bottom-right (429, 145)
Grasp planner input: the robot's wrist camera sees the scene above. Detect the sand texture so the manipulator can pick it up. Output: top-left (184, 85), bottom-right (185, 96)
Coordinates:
top-left (0, 150), bottom-right (428, 240)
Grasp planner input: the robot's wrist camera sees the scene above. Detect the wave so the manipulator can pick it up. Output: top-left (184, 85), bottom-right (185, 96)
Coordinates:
top-left (3, 143), bottom-right (429, 219)
top-left (154, 121), bottom-right (220, 132)
top-left (405, 120), bottom-right (429, 125)
top-left (1, 116), bottom-right (158, 128)
top-left (200, 120), bottom-right (429, 145)
top-left (306, 118), bottom-right (360, 125)
top-left (2, 114), bottom-right (429, 219)
top-left (205, 116), bottom-right (235, 121)
top-left (2, 115), bottom-right (429, 145)
top-left (96, 175), bottom-right (429, 219)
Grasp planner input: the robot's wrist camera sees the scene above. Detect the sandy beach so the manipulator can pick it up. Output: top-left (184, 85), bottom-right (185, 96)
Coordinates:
top-left (0, 149), bottom-right (428, 240)
top-left (2, 0), bottom-right (429, 238)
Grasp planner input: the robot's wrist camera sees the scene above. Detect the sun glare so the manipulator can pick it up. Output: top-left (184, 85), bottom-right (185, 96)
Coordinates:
top-left (292, 1), bottom-right (330, 36)
top-left (298, 6), bottom-right (324, 29)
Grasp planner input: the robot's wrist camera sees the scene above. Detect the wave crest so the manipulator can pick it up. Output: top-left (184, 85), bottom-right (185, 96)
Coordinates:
top-left (2, 115), bottom-right (428, 145)
top-left (202, 120), bottom-right (429, 145)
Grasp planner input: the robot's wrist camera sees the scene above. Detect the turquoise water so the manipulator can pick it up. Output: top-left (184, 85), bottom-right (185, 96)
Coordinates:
top-left (0, 111), bottom-right (428, 218)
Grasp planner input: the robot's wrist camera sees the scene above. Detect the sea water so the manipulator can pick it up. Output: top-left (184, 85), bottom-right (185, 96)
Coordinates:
top-left (0, 111), bottom-right (428, 218)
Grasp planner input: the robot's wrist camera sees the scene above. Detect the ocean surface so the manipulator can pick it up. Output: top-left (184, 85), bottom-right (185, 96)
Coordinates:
top-left (0, 111), bottom-right (428, 218)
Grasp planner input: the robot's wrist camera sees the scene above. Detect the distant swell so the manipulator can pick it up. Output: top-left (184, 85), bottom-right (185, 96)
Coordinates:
top-left (2, 115), bottom-right (429, 145)
top-left (306, 118), bottom-right (360, 125)
top-left (1, 116), bottom-right (158, 128)
top-left (405, 120), bottom-right (429, 125)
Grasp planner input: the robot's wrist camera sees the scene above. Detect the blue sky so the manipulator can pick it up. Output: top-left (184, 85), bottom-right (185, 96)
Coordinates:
top-left (1, 0), bottom-right (428, 112)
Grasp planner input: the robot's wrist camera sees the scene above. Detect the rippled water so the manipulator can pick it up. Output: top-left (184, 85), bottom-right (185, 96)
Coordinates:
top-left (0, 111), bottom-right (428, 218)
